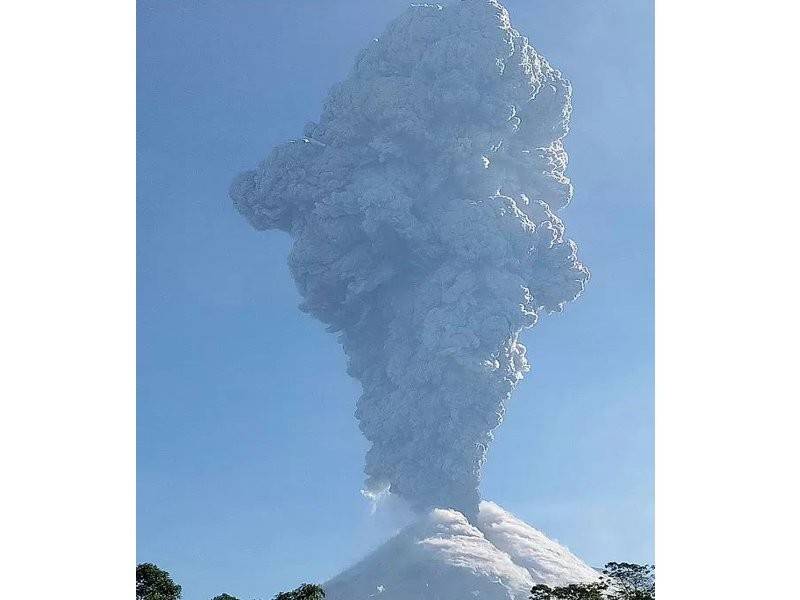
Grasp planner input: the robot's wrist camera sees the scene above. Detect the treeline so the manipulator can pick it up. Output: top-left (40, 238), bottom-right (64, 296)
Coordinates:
top-left (136, 561), bottom-right (654, 600)
top-left (531, 563), bottom-right (655, 600)
top-left (136, 563), bottom-right (324, 600)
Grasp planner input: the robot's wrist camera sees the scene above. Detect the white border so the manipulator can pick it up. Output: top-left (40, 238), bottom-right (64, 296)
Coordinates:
top-left (657, 0), bottom-right (799, 597)
top-left (1, 2), bottom-right (135, 598)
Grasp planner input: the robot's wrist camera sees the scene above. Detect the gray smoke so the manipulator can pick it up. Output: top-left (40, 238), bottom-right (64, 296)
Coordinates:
top-left (231, 0), bottom-right (588, 517)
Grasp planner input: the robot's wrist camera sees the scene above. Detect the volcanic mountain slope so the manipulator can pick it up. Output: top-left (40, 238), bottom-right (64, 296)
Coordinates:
top-left (324, 502), bottom-right (598, 600)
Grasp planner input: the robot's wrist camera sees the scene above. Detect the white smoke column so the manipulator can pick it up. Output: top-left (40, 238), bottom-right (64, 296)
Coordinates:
top-left (231, 0), bottom-right (589, 517)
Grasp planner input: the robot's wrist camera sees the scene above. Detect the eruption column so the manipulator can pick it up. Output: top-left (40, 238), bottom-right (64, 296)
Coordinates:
top-left (231, 0), bottom-right (589, 517)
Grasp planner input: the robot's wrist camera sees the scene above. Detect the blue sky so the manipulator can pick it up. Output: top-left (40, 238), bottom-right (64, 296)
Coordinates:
top-left (137, 1), bottom-right (653, 598)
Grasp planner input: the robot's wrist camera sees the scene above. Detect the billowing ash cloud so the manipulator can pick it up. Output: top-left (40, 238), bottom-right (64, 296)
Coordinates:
top-left (231, 0), bottom-right (588, 516)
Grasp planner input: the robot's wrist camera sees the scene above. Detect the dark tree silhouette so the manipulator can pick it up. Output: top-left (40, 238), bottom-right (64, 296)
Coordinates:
top-left (531, 581), bottom-right (608, 600)
top-left (211, 594), bottom-right (240, 600)
top-left (136, 563), bottom-right (182, 600)
top-left (602, 562), bottom-right (655, 600)
top-left (273, 583), bottom-right (325, 600)
top-left (530, 563), bottom-right (654, 600)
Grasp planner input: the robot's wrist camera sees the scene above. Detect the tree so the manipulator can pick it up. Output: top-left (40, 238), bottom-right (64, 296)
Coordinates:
top-left (136, 563), bottom-right (182, 600)
top-left (531, 581), bottom-right (608, 600)
top-left (273, 583), bottom-right (325, 600)
top-left (530, 563), bottom-right (654, 600)
top-left (211, 595), bottom-right (240, 600)
top-left (602, 562), bottom-right (654, 600)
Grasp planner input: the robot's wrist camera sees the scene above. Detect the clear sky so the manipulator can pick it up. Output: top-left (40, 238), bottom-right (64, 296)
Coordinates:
top-left (137, 1), bottom-right (653, 599)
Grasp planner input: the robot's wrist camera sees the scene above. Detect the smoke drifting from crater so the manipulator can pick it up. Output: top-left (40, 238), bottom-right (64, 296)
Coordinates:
top-left (231, 0), bottom-right (588, 516)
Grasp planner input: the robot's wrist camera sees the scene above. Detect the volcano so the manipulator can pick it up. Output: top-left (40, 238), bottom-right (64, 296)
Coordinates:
top-left (325, 502), bottom-right (598, 600)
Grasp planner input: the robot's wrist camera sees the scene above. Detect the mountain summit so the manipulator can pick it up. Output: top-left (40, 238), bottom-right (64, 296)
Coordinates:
top-left (325, 502), bottom-right (598, 600)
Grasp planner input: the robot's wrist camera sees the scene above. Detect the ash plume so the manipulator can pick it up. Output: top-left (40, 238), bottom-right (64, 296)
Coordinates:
top-left (231, 0), bottom-right (589, 517)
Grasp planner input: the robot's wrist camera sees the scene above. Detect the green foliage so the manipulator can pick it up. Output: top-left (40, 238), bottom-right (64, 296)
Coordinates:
top-left (531, 581), bottom-right (608, 600)
top-left (530, 562), bottom-right (654, 600)
top-left (136, 563), bottom-right (182, 600)
top-left (211, 595), bottom-right (240, 600)
top-left (601, 562), bottom-right (655, 600)
top-left (273, 583), bottom-right (325, 600)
